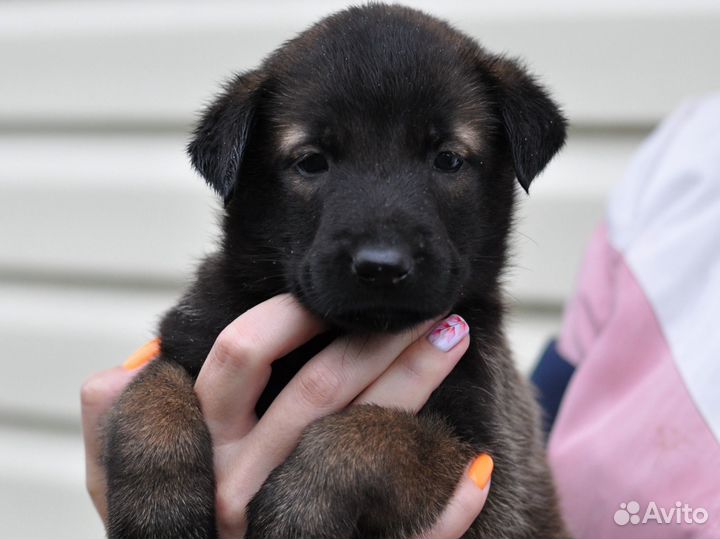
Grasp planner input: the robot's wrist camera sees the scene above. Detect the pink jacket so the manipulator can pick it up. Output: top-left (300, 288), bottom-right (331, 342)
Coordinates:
top-left (547, 96), bottom-right (720, 538)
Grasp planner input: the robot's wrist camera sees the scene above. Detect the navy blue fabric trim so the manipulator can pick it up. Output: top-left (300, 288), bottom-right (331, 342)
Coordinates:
top-left (530, 339), bottom-right (576, 436)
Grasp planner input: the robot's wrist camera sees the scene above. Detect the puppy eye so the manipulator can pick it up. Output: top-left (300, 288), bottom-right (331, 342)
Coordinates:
top-left (295, 153), bottom-right (329, 176)
top-left (433, 151), bottom-right (463, 173)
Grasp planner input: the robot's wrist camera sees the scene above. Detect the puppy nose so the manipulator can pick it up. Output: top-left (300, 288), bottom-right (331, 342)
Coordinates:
top-left (351, 246), bottom-right (413, 286)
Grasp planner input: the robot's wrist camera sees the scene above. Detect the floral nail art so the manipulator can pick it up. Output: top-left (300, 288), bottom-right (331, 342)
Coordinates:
top-left (427, 314), bottom-right (469, 352)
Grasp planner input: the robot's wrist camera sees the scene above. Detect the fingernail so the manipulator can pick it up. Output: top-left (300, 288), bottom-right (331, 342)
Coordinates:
top-left (427, 314), bottom-right (469, 352)
top-left (122, 338), bottom-right (161, 371)
top-left (469, 453), bottom-right (494, 490)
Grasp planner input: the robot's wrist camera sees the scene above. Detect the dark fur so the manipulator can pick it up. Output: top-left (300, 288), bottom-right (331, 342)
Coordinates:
top-left (105, 4), bottom-right (568, 538)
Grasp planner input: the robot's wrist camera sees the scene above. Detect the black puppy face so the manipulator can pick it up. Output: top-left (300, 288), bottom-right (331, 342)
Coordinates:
top-left (189, 5), bottom-right (566, 331)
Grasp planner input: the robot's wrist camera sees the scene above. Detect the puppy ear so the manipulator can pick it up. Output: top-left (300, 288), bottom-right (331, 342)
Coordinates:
top-left (489, 57), bottom-right (567, 192)
top-left (188, 71), bottom-right (263, 205)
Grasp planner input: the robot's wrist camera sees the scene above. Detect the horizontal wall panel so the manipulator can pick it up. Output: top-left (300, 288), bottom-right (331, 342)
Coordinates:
top-left (1, 1), bottom-right (718, 127)
top-left (0, 426), bottom-right (104, 539)
top-left (0, 134), bottom-right (218, 284)
top-left (0, 283), bottom-right (177, 420)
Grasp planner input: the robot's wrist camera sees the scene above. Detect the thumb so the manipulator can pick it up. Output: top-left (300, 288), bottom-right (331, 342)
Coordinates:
top-left (415, 454), bottom-right (494, 539)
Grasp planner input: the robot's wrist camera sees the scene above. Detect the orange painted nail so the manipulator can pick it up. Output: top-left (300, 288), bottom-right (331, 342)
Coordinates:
top-left (122, 338), bottom-right (161, 371)
top-left (468, 453), bottom-right (494, 490)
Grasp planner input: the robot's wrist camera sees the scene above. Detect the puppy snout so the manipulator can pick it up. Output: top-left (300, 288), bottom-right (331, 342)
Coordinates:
top-left (351, 245), bottom-right (413, 286)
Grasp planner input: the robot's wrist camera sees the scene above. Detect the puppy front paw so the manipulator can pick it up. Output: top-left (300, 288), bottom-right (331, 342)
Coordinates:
top-left (246, 405), bottom-right (472, 539)
top-left (104, 359), bottom-right (217, 539)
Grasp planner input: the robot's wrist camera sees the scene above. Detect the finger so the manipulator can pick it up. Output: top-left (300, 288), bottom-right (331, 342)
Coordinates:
top-left (354, 314), bottom-right (469, 411)
top-left (252, 319), bottom-right (434, 450)
top-left (416, 454), bottom-right (494, 539)
top-left (195, 294), bottom-right (325, 446)
top-left (80, 366), bottom-right (138, 522)
top-left (233, 320), bottom-right (434, 495)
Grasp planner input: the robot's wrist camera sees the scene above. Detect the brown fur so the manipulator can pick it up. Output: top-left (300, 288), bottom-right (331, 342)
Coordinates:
top-left (248, 406), bottom-right (475, 538)
top-left (104, 361), bottom-right (216, 538)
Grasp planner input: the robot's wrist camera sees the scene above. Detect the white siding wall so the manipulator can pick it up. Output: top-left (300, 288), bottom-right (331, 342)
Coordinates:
top-left (1, 1), bottom-right (719, 536)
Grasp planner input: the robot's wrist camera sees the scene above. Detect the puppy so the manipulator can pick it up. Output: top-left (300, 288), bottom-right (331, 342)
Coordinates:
top-left (104, 4), bottom-right (568, 538)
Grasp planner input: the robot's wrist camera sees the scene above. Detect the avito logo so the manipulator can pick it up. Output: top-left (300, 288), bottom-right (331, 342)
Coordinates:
top-left (614, 501), bottom-right (709, 526)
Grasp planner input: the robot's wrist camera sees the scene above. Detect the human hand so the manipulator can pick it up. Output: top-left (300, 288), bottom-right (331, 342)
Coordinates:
top-left (81, 294), bottom-right (492, 538)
